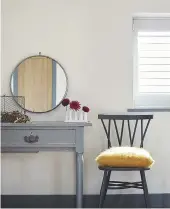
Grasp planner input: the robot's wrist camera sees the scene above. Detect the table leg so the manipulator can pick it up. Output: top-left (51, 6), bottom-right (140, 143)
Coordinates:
top-left (76, 152), bottom-right (84, 208)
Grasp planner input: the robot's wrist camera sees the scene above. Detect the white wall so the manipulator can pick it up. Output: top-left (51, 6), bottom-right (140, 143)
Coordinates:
top-left (1, 0), bottom-right (170, 195)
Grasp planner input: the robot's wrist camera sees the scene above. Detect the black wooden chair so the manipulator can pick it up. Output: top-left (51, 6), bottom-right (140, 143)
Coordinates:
top-left (98, 113), bottom-right (153, 208)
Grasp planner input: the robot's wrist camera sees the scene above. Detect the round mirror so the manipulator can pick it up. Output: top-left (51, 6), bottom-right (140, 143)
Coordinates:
top-left (10, 55), bottom-right (68, 113)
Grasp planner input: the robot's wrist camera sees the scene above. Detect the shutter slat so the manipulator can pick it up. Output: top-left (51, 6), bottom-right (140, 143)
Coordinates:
top-left (140, 71), bottom-right (170, 79)
top-left (138, 44), bottom-right (170, 50)
top-left (139, 32), bottom-right (170, 37)
top-left (140, 79), bottom-right (170, 85)
top-left (139, 51), bottom-right (170, 57)
top-left (139, 65), bottom-right (170, 71)
top-left (139, 58), bottom-right (170, 65)
top-left (140, 86), bottom-right (170, 93)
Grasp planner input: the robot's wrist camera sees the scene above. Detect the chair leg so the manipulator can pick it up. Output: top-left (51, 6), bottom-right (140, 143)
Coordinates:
top-left (99, 170), bottom-right (111, 208)
top-left (140, 170), bottom-right (150, 208)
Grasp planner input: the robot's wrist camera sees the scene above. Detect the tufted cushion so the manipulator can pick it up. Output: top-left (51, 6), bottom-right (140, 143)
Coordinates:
top-left (95, 146), bottom-right (154, 168)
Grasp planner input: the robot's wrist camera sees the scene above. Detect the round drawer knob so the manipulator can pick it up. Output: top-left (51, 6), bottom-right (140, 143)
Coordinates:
top-left (24, 132), bottom-right (39, 143)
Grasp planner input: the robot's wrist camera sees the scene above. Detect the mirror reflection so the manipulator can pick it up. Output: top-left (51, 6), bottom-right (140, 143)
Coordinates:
top-left (10, 55), bottom-right (68, 113)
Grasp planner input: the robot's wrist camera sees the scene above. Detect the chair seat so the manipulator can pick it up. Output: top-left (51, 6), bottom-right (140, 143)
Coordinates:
top-left (98, 165), bottom-right (150, 171)
top-left (96, 146), bottom-right (154, 168)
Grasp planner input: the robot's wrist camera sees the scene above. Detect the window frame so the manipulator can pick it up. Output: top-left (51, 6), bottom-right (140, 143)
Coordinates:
top-left (132, 17), bottom-right (170, 110)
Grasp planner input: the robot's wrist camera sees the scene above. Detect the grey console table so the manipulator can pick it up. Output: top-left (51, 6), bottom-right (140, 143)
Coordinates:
top-left (1, 121), bottom-right (92, 208)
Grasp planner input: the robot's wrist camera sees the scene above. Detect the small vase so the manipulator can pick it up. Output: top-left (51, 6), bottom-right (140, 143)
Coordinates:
top-left (79, 111), bottom-right (84, 121)
top-left (74, 111), bottom-right (78, 121)
top-left (84, 112), bottom-right (88, 122)
top-left (69, 109), bottom-right (73, 121)
top-left (65, 108), bottom-right (69, 122)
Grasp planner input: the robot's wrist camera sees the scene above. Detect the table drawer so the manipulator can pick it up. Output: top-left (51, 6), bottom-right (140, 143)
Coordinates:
top-left (1, 129), bottom-right (76, 148)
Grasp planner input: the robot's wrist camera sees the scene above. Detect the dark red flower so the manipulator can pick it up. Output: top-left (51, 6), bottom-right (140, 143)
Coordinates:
top-left (62, 98), bottom-right (70, 106)
top-left (70, 101), bottom-right (81, 111)
top-left (82, 106), bottom-right (90, 112)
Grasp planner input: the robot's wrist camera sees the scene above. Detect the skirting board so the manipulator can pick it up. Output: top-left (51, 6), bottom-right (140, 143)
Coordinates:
top-left (1, 194), bottom-right (170, 208)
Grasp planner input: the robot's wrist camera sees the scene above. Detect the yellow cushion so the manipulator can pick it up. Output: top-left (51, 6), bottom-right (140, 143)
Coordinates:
top-left (95, 146), bottom-right (154, 168)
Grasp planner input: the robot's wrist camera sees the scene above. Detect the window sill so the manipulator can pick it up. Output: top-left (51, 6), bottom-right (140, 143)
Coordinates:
top-left (127, 108), bottom-right (170, 112)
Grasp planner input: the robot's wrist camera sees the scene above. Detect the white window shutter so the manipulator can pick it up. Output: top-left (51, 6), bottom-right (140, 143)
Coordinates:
top-left (133, 18), bottom-right (170, 108)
